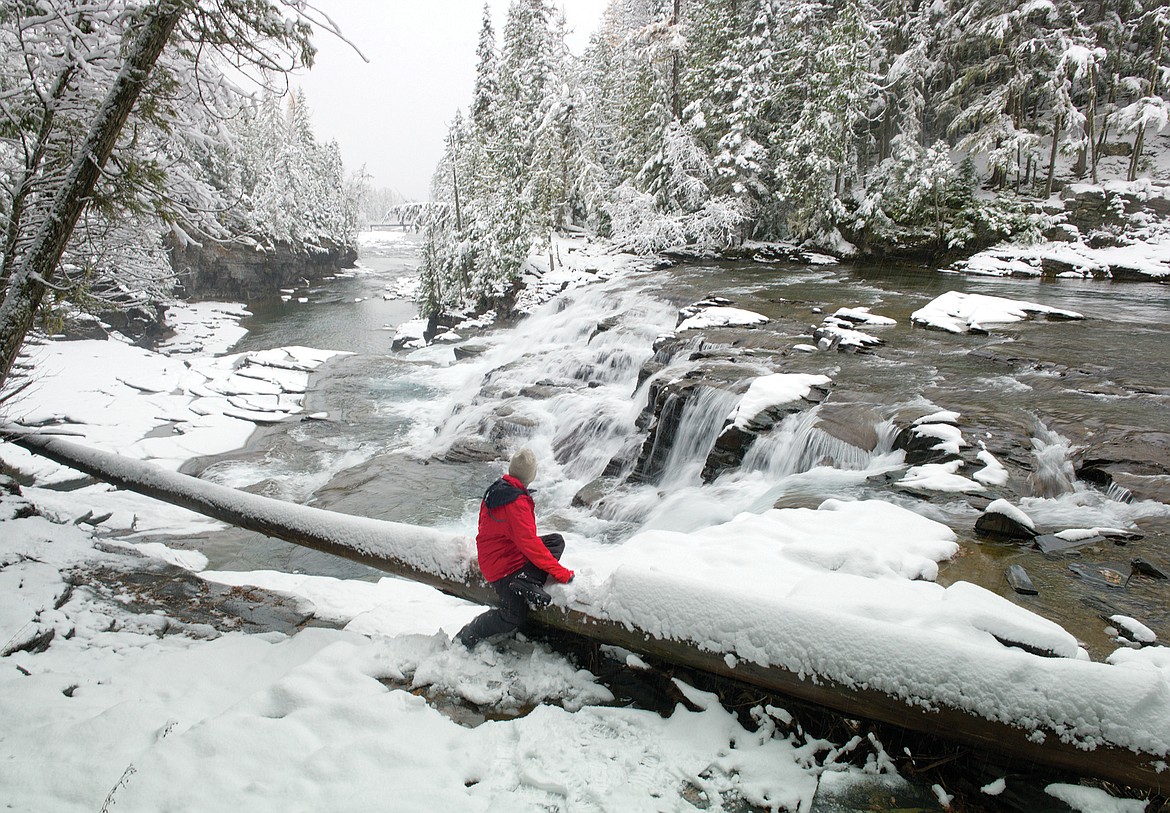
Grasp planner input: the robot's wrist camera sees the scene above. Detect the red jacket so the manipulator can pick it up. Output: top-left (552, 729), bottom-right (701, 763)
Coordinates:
top-left (476, 475), bottom-right (573, 584)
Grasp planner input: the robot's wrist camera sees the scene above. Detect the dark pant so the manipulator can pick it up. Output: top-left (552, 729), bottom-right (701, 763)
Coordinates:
top-left (457, 533), bottom-right (565, 645)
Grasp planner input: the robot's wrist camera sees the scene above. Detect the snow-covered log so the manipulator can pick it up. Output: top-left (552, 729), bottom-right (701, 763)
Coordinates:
top-left (7, 431), bottom-right (1170, 795)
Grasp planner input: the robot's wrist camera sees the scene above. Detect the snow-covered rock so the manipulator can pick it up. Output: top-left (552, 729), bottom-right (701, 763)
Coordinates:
top-left (911, 291), bottom-right (1084, 335)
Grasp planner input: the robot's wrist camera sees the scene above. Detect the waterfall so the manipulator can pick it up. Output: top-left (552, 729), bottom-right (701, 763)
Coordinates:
top-left (410, 279), bottom-right (680, 488)
top-left (741, 409), bottom-right (899, 479)
top-left (653, 386), bottom-right (743, 489)
top-left (1028, 422), bottom-right (1080, 498)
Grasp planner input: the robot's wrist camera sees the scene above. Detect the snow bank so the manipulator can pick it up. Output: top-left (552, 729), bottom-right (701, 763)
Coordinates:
top-left (959, 235), bottom-right (1170, 281)
top-left (0, 501), bottom-right (836, 811)
top-left (4, 323), bottom-right (347, 481)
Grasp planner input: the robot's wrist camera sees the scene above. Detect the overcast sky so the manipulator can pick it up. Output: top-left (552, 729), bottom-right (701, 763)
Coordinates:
top-left (292, 1), bottom-right (610, 201)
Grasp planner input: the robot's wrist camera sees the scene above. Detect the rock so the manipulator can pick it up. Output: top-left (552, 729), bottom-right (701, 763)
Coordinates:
top-left (588, 316), bottom-right (619, 342)
top-left (629, 383), bottom-right (699, 483)
top-left (554, 416), bottom-right (622, 466)
top-left (1005, 564), bottom-right (1038, 595)
top-left (894, 422), bottom-right (961, 466)
top-left (488, 413), bottom-right (540, 442)
top-left (1043, 223), bottom-right (1081, 242)
top-left (1130, 557), bottom-right (1168, 580)
top-left (810, 771), bottom-right (946, 813)
top-left (1106, 614), bottom-right (1157, 646)
top-left (518, 384), bottom-right (564, 400)
top-left (701, 425), bottom-right (758, 483)
top-left (629, 361), bottom-right (759, 484)
top-left (1034, 533), bottom-right (1106, 554)
top-left (571, 478), bottom-right (611, 509)
top-left (1067, 562), bottom-right (1126, 588)
top-left (60, 313), bottom-right (111, 341)
top-left (442, 438), bottom-right (501, 464)
top-left (170, 236), bottom-right (357, 300)
top-left (975, 510), bottom-right (1037, 541)
top-left (699, 378), bottom-right (830, 483)
top-left (816, 405), bottom-right (883, 453)
top-left (453, 344), bottom-right (488, 361)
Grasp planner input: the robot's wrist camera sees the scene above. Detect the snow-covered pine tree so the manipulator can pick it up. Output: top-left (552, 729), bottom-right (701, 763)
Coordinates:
top-left (713, 0), bottom-right (785, 237)
top-left (939, 0), bottom-right (1066, 190)
top-left (1119, 7), bottom-right (1169, 181)
top-left (472, 3), bottom-right (501, 133)
top-left (1043, 14), bottom-right (1105, 194)
top-left (774, 0), bottom-right (884, 240)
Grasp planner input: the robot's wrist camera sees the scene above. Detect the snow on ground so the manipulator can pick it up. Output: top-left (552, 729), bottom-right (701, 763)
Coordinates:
top-left (958, 226), bottom-right (1170, 281)
top-left (0, 300), bottom-right (893, 813)
top-left (910, 290), bottom-right (1085, 334)
top-left (0, 482), bottom-right (856, 813)
top-left (0, 309), bottom-right (348, 540)
top-left (1, 270), bottom-right (1163, 811)
top-left (949, 181), bottom-right (1170, 281)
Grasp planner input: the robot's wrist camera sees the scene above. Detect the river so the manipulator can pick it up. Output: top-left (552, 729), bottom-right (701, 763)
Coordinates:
top-left (180, 230), bottom-right (1170, 658)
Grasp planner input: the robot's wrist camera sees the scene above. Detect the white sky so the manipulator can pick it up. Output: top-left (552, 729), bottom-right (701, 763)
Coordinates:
top-left (293, 1), bottom-right (610, 201)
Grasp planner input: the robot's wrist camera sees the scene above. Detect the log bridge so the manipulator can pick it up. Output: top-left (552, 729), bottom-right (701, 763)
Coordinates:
top-left (8, 431), bottom-right (1169, 796)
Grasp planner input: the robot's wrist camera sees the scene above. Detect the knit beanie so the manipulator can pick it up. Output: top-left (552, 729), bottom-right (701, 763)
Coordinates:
top-left (508, 448), bottom-right (538, 487)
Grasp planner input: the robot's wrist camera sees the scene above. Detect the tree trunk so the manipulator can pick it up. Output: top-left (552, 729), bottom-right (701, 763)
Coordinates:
top-left (1129, 23), bottom-right (1165, 182)
top-left (1087, 67), bottom-right (1099, 184)
top-left (452, 165), bottom-right (463, 231)
top-left (671, 0), bottom-right (682, 121)
top-left (0, 0), bottom-right (187, 390)
top-left (1046, 114), bottom-right (1062, 198)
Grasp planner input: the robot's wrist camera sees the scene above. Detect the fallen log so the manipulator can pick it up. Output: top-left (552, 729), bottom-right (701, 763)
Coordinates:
top-left (6, 431), bottom-right (1169, 795)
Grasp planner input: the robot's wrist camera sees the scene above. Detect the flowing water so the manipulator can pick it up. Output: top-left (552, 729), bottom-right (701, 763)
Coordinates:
top-left (179, 232), bottom-right (1170, 657)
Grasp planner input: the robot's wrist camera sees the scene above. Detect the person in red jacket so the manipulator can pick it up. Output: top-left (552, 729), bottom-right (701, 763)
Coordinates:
top-left (457, 448), bottom-right (574, 648)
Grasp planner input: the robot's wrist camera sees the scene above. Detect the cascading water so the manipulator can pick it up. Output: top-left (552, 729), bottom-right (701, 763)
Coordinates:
top-left (1028, 421), bottom-right (1080, 498)
top-left (740, 409), bottom-right (900, 479)
top-left (642, 385), bottom-right (743, 489)
top-left (395, 278), bottom-right (680, 509)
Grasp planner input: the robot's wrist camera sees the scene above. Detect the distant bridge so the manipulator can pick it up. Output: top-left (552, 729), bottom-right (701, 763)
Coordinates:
top-left (368, 201), bottom-right (432, 231)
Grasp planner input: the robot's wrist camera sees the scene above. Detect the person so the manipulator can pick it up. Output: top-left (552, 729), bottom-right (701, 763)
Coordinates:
top-left (456, 448), bottom-right (574, 648)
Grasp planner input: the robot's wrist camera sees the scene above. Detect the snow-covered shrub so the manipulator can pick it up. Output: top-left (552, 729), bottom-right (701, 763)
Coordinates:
top-left (604, 184), bottom-right (747, 253)
top-left (604, 184), bottom-right (688, 253)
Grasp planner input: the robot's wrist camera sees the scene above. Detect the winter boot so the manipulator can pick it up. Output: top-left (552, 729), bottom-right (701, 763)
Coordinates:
top-left (456, 626), bottom-right (480, 648)
top-left (509, 572), bottom-right (552, 607)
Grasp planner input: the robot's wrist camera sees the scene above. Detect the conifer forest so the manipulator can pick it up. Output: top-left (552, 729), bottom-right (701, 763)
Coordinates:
top-left (420, 0), bottom-right (1168, 314)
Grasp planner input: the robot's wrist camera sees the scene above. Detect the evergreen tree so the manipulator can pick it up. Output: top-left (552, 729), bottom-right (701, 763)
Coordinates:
top-left (713, 0), bottom-right (784, 236)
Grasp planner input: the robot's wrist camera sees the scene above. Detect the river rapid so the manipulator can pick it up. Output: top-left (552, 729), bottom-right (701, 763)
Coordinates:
top-left (182, 231), bottom-right (1170, 659)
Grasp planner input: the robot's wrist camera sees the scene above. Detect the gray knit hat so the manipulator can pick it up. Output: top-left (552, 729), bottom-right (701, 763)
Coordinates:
top-left (508, 448), bottom-right (538, 487)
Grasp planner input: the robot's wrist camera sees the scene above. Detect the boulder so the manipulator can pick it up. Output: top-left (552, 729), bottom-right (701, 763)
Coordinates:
top-left (571, 478), bottom-right (611, 509)
top-left (975, 507), bottom-right (1037, 541)
top-left (442, 438), bottom-right (501, 464)
top-left (894, 421), bottom-right (962, 466)
top-left (816, 404), bottom-right (883, 453)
